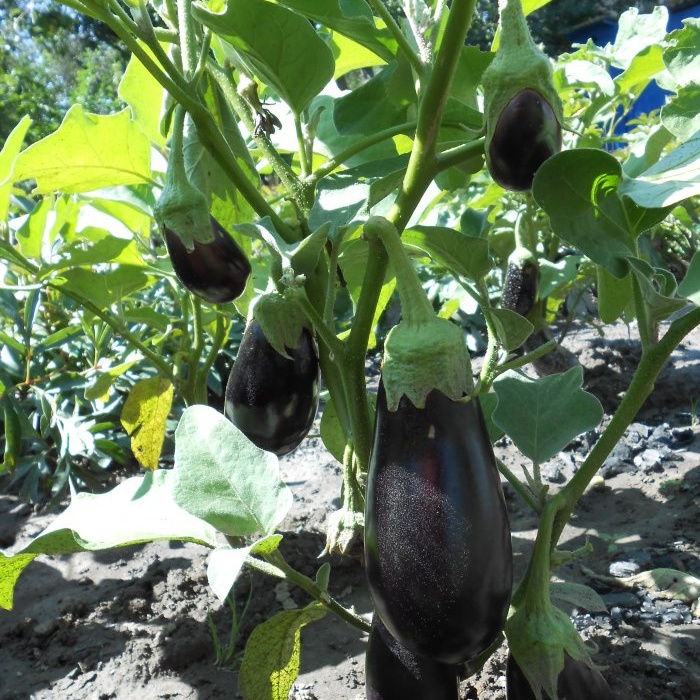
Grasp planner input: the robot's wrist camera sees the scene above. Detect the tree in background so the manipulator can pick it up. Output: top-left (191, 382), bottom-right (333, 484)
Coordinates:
top-left (0, 0), bottom-right (128, 143)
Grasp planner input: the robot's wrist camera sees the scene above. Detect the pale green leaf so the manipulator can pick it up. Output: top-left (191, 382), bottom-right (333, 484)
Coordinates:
top-left (597, 266), bottom-right (633, 324)
top-left (207, 534), bottom-right (282, 603)
top-left (1, 471), bottom-right (219, 609)
top-left (118, 47), bottom-right (167, 147)
top-left (611, 7), bottom-right (669, 70)
top-left (86, 359), bottom-right (140, 402)
top-left (663, 18), bottom-right (700, 87)
top-left (661, 84), bottom-right (700, 142)
top-left (172, 405), bottom-right (293, 537)
top-left (493, 367), bottom-right (603, 464)
top-left (121, 377), bottom-right (174, 471)
top-left (677, 250), bottom-right (700, 306)
top-left (491, 308), bottom-right (534, 351)
top-left (618, 129), bottom-right (700, 209)
top-left (550, 582), bottom-right (608, 613)
top-left (193, 0), bottom-right (335, 114)
top-left (0, 116), bottom-right (31, 221)
top-left (10, 106), bottom-right (153, 194)
top-left (239, 604), bottom-right (327, 700)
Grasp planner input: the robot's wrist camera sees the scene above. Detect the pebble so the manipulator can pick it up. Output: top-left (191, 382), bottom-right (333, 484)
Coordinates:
top-left (634, 448), bottom-right (665, 474)
top-left (601, 591), bottom-right (641, 608)
top-left (609, 560), bottom-right (640, 577)
top-left (543, 465), bottom-right (566, 484)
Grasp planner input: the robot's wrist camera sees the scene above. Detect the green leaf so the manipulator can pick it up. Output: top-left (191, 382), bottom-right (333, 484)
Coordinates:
top-left (550, 582), bottom-right (607, 613)
top-left (333, 59), bottom-right (415, 136)
top-left (677, 250), bottom-right (700, 306)
top-left (0, 471), bottom-right (219, 609)
top-left (319, 397), bottom-right (346, 464)
top-left (85, 359), bottom-right (140, 402)
top-left (597, 266), bottom-right (633, 324)
top-left (268, 0), bottom-right (395, 63)
top-left (118, 47), bottom-right (167, 147)
top-left (238, 604), bottom-right (327, 700)
top-left (0, 116), bottom-right (31, 221)
top-left (663, 18), bottom-right (700, 87)
top-left (611, 7), bottom-right (669, 70)
top-left (207, 534), bottom-right (282, 603)
top-left (627, 257), bottom-right (688, 324)
top-left (329, 31), bottom-right (387, 78)
top-left (533, 149), bottom-right (646, 278)
top-left (479, 391), bottom-right (505, 444)
top-left (614, 44), bottom-right (665, 99)
top-left (618, 129), bottom-right (700, 209)
top-left (491, 308), bottom-right (534, 351)
top-left (492, 367), bottom-right (603, 464)
top-left (402, 226), bottom-right (492, 282)
top-left (8, 106), bottom-right (153, 194)
top-left (194, 0), bottom-right (335, 114)
top-left (120, 377), bottom-right (174, 471)
top-left (172, 405), bottom-right (293, 537)
top-left (661, 84), bottom-right (700, 142)
top-left (51, 267), bottom-right (151, 309)
top-left (538, 256), bottom-right (583, 299)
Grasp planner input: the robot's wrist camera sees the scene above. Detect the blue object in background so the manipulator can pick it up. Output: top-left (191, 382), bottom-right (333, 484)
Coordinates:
top-left (568, 4), bottom-right (699, 132)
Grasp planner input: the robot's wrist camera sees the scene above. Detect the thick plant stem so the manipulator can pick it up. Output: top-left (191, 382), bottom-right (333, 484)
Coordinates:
top-left (513, 493), bottom-right (565, 609)
top-left (552, 307), bottom-right (700, 546)
top-left (477, 279), bottom-right (503, 390)
top-left (176, 0), bottom-right (197, 79)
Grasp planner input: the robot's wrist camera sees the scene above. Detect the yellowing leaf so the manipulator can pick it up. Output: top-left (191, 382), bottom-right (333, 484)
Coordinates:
top-left (10, 105), bottom-right (153, 194)
top-left (238, 604), bottom-right (326, 700)
top-left (121, 377), bottom-right (174, 471)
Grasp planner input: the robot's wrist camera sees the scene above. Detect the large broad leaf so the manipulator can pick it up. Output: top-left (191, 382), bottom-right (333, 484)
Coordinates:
top-left (402, 226), bottom-right (492, 282)
top-left (172, 405), bottom-right (293, 537)
top-left (193, 0), bottom-right (334, 114)
top-left (677, 250), bottom-right (700, 307)
top-left (8, 106), bottom-right (152, 194)
top-left (238, 603), bottom-right (327, 700)
top-left (661, 84), bottom-right (700, 142)
top-left (597, 265), bottom-right (633, 324)
top-left (207, 534), bottom-right (282, 603)
top-left (533, 149), bottom-right (668, 278)
top-left (121, 377), bottom-right (174, 471)
top-left (118, 48), bottom-right (167, 148)
top-left (611, 7), bottom-right (669, 70)
top-left (0, 116), bottom-right (31, 221)
top-left (663, 18), bottom-right (700, 87)
top-left (618, 129), bottom-right (700, 209)
top-left (333, 58), bottom-right (415, 136)
top-left (267, 0), bottom-right (395, 63)
top-left (0, 471), bottom-right (218, 610)
top-left (492, 367), bottom-right (603, 465)
top-left (627, 257), bottom-right (688, 324)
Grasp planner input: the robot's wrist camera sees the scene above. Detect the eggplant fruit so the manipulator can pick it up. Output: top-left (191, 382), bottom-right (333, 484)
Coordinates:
top-left (365, 614), bottom-right (460, 700)
top-left (225, 321), bottom-right (320, 456)
top-left (364, 382), bottom-right (512, 664)
top-left (164, 217), bottom-right (250, 304)
top-left (507, 653), bottom-right (614, 700)
top-left (501, 260), bottom-right (538, 318)
top-left (487, 89), bottom-right (561, 192)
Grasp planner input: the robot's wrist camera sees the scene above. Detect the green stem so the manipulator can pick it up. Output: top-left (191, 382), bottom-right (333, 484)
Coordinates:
top-left (434, 136), bottom-right (486, 172)
top-left (496, 458), bottom-right (539, 513)
top-left (252, 551), bottom-right (372, 633)
top-left (552, 307), bottom-right (700, 546)
top-left (184, 296), bottom-right (206, 405)
top-left (287, 288), bottom-right (344, 360)
top-left (366, 217), bottom-right (434, 325)
top-left (200, 312), bottom-right (229, 399)
top-left (478, 280), bottom-right (503, 390)
top-left (294, 113), bottom-right (311, 178)
top-left (631, 271), bottom-right (654, 350)
top-left (306, 122), bottom-right (417, 187)
top-left (367, 0), bottom-right (425, 74)
top-left (493, 339), bottom-right (557, 377)
top-left (176, 0), bottom-right (197, 79)
top-left (513, 493), bottom-right (565, 610)
top-left (207, 61), bottom-right (308, 222)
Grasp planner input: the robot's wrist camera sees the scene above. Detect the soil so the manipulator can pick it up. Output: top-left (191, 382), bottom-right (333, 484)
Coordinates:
top-left (1, 320), bottom-right (699, 700)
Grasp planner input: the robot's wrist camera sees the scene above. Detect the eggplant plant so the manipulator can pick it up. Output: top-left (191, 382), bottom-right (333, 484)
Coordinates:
top-left (1, 1), bottom-right (699, 699)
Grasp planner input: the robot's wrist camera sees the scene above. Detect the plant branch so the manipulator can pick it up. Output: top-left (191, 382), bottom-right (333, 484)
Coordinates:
top-left (367, 0), bottom-right (425, 74)
top-left (552, 306), bottom-right (700, 546)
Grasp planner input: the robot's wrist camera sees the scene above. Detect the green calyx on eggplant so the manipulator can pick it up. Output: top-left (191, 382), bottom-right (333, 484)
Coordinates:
top-left (364, 382), bottom-right (513, 664)
top-left (482, 0), bottom-right (563, 192)
top-left (507, 652), bottom-right (613, 700)
top-left (163, 217), bottom-right (251, 304)
top-left (365, 614), bottom-right (460, 700)
top-left (225, 318), bottom-right (320, 457)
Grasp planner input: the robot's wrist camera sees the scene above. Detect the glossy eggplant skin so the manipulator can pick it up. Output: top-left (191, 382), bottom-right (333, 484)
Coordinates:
top-left (364, 382), bottom-right (512, 664)
top-left (507, 653), bottom-right (614, 700)
top-left (164, 217), bottom-right (251, 304)
top-left (225, 321), bottom-right (320, 457)
top-left (501, 261), bottom-right (538, 319)
top-left (488, 89), bottom-right (561, 192)
top-left (365, 614), bottom-right (460, 700)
